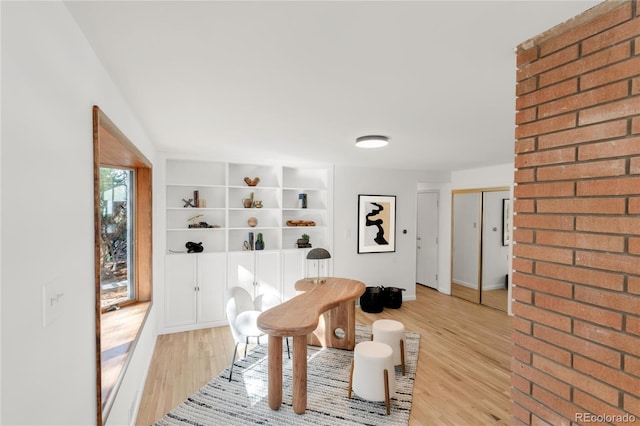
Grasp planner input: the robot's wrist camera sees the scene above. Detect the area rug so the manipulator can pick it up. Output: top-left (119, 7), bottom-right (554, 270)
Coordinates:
top-left (155, 324), bottom-right (420, 425)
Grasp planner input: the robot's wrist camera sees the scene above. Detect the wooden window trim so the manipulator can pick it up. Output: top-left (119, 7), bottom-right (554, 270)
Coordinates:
top-left (93, 106), bottom-right (153, 424)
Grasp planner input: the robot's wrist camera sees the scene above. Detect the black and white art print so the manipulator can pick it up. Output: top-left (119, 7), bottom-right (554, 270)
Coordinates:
top-left (357, 194), bottom-right (396, 253)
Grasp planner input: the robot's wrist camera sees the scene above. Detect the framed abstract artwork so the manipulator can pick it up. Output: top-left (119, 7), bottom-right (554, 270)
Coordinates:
top-left (358, 194), bottom-right (396, 253)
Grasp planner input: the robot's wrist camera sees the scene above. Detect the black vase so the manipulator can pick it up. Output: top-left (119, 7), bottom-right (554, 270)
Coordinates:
top-left (255, 240), bottom-right (264, 250)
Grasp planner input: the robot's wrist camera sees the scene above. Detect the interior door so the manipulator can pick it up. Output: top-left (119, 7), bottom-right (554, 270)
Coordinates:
top-left (416, 192), bottom-right (439, 289)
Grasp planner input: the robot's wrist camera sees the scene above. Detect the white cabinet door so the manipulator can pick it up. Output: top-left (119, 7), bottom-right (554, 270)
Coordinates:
top-left (256, 251), bottom-right (281, 299)
top-left (197, 252), bottom-right (226, 323)
top-left (227, 251), bottom-right (281, 300)
top-left (165, 254), bottom-right (197, 327)
top-left (282, 249), bottom-right (305, 300)
top-left (227, 252), bottom-right (256, 298)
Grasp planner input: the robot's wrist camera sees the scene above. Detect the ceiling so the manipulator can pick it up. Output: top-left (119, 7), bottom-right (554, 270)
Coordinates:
top-left (66, 1), bottom-right (600, 172)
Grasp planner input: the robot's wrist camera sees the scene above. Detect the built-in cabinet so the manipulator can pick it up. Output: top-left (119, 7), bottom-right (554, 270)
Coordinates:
top-left (164, 252), bottom-right (226, 328)
top-left (162, 158), bottom-right (333, 332)
top-left (227, 251), bottom-right (281, 301)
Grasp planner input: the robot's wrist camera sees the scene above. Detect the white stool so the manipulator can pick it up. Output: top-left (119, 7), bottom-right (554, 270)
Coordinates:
top-left (348, 341), bottom-right (396, 415)
top-left (372, 319), bottom-right (406, 376)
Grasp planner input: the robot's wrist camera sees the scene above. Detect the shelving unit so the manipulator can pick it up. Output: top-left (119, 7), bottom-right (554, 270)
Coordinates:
top-left (162, 158), bottom-right (333, 333)
top-left (166, 160), bottom-right (227, 254)
top-left (166, 159), bottom-right (331, 254)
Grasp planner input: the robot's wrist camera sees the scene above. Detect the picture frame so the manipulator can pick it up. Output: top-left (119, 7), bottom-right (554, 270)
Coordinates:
top-left (502, 198), bottom-right (511, 246)
top-left (358, 194), bottom-right (396, 253)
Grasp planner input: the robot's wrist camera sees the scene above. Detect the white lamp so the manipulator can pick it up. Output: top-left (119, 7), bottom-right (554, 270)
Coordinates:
top-left (355, 135), bottom-right (389, 148)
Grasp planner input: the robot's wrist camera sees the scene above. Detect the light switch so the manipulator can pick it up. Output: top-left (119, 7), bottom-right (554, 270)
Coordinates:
top-left (42, 279), bottom-right (64, 327)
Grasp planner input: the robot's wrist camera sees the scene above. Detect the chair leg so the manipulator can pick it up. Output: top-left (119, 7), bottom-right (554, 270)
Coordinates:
top-left (384, 369), bottom-right (390, 415)
top-left (244, 337), bottom-right (249, 358)
top-left (347, 359), bottom-right (354, 399)
top-left (229, 342), bottom-right (239, 382)
top-left (400, 339), bottom-right (406, 376)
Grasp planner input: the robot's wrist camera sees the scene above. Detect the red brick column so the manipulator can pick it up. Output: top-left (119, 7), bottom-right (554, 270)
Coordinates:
top-left (512, 1), bottom-right (640, 424)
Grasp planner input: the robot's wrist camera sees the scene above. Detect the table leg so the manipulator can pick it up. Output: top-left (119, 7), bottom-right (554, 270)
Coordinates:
top-left (267, 334), bottom-right (282, 410)
top-left (292, 335), bottom-right (307, 414)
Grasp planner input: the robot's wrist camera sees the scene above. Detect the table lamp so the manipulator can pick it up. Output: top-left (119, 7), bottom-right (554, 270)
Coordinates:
top-left (306, 248), bottom-right (331, 283)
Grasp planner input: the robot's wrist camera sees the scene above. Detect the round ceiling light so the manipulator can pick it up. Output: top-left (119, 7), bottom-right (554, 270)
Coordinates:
top-left (355, 135), bottom-right (389, 148)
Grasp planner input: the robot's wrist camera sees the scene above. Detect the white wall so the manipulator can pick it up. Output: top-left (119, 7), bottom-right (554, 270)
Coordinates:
top-left (1, 2), bottom-right (157, 424)
top-left (333, 166), bottom-right (447, 301)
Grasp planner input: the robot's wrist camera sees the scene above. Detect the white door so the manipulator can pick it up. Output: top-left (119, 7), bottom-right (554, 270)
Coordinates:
top-left (282, 249), bottom-right (305, 300)
top-left (165, 254), bottom-right (197, 327)
top-left (416, 192), bottom-right (439, 289)
top-left (227, 252), bottom-right (256, 298)
top-left (197, 253), bottom-right (227, 323)
top-left (255, 251), bottom-right (282, 299)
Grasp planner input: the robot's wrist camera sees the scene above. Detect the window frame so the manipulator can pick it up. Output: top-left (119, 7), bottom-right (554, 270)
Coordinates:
top-left (93, 106), bottom-right (153, 424)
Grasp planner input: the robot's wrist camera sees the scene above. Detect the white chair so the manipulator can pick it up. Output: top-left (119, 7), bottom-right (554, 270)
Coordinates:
top-left (226, 287), bottom-right (289, 381)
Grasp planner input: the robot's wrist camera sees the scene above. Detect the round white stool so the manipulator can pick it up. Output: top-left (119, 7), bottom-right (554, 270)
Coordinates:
top-left (372, 319), bottom-right (406, 375)
top-left (348, 341), bottom-right (396, 415)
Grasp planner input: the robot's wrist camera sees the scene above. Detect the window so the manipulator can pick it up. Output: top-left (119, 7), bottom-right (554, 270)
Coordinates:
top-left (100, 167), bottom-right (135, 308)
top-left (93, 106), bottom-right (152, 424)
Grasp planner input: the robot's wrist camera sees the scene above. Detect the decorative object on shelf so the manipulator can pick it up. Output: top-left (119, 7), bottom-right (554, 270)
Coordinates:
top-left (297, 233), bottom-right (312, 248)
top-left (187, 214), bottom-right (219, 228)
top-left (185, 241), bottom-right (204, 253)
top-left (244, 176), bottom-right (260, 186)
top-left (286, 220), bottom-right (316, 227)
top-left (243, 241), bottom-right (250, 251)
top-left (255, 233), bottom-right (265, 250)
top-left (358, 194), bottom-right (396, 254)
top-left (248, 232), bottom-right (254, 250)
top-left (242, 192), bottom-right (254, 208)
top-left (247, 217), bottom-right (258, 227)
top-left (306, 248), bottom-right (331, 283)
top-left (253, 200), bottom-right (263, 208)
top-left (177, 191), bottom-right (202, 208)
top-left (298, 193), bottom-right (308, 208)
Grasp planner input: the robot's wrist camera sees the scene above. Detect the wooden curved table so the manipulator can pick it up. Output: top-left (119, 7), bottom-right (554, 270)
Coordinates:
top-left (257, 277), bottom-right (366, 414)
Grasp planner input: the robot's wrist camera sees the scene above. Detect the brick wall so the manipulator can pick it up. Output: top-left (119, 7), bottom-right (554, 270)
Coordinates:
top-left (512, 1), bottom-right (640, 424)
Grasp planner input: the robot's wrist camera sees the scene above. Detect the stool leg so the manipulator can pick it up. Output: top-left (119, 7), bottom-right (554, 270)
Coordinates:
top-left (370, 334), bottom-right (373, 341)
top-left (384, 369), bottom-right (390, 415)
top-left (347, 358), bottom-right (354, 399)
top-left (400, 339), bottom-right (406, 376)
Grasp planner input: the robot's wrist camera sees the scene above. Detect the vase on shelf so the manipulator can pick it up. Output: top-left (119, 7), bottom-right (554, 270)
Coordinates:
top-left (255, 233), bottom-right (265, 250)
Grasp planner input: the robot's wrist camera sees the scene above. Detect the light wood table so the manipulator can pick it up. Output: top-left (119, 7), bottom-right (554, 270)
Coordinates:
top-left (257, 277), bottom-right (366, 414)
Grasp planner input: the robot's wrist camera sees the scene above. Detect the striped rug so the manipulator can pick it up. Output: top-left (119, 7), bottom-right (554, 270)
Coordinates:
top-left (155, 324), bottom-right (420, 425)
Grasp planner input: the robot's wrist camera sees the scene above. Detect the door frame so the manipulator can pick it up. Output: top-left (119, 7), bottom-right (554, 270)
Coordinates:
top-left (416, 190), bottom-right (439, 289)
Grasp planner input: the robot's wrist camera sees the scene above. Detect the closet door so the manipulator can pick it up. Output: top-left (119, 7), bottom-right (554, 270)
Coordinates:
top-left (480, 190), bottom-right (510, 312)
top-left (451, 191), bottom-right (481, 304)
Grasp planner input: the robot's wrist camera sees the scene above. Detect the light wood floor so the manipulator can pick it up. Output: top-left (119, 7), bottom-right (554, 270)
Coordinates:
top-left (136, 285), bottom-right (512, 425)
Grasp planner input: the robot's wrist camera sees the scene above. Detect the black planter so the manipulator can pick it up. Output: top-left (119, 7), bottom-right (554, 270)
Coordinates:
top-left (360, 286), bottom-right (384, 313)
top-left (382, 286), bottom-right (405, 309)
